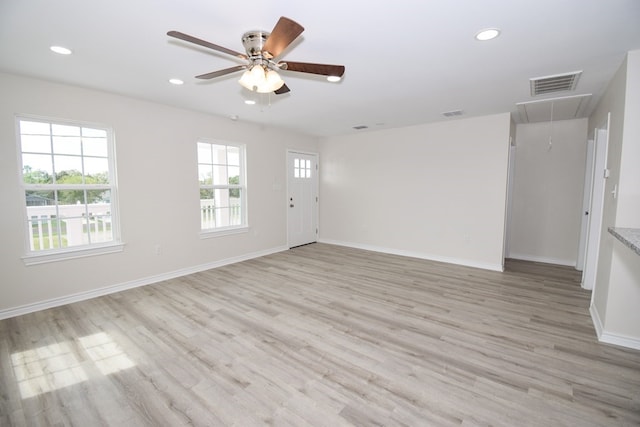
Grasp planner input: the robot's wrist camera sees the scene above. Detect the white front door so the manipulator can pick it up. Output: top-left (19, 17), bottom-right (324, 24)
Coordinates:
top-left (287, 151), bottom-right (318, 248)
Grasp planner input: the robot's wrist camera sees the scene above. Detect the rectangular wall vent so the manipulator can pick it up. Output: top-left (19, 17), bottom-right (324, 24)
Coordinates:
top-left (530, 71), bottom-right (581, 96)
top-left (442, 110), bottom-right (463, 117)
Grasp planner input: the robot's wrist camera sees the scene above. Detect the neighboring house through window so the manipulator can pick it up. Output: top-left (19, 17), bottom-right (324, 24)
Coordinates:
top-left (17, 116), bottom-right (122, 264)
top-left (197, 140), bottom-right (247, 235)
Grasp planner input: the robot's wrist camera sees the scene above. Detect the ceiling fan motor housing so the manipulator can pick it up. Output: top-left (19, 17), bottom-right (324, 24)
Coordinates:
top-left (242, 31), bottom-right (270, 59)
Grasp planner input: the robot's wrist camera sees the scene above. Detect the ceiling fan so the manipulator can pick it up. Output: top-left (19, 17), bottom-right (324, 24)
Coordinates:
top-left (167, 16), bottom-right (345, 95)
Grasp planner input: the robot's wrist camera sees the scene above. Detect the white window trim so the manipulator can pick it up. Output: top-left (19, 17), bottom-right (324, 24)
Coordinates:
top-left (16, 114), bottom-right (122, 263)
top-left (199, 225), bottom-right (249, 239)
top-left (22, 242), bottom-right (125, 266)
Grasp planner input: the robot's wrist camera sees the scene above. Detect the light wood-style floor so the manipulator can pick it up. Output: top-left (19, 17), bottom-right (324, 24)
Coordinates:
top-left (1, 243), bottom-right (639, 426)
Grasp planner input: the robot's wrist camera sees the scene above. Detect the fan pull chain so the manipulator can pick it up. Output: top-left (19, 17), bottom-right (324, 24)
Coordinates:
top-left (548, 102), bottom-right (554, 152)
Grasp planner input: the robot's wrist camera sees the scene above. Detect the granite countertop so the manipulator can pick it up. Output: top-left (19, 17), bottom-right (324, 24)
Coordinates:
top-left (608, 227), bottom-right (640, 256)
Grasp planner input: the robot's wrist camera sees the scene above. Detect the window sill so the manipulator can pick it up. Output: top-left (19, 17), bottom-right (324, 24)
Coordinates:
top-left (199, 226), bottom-right (249, 239)
top-left (22, 242), bottom-right (125, 266)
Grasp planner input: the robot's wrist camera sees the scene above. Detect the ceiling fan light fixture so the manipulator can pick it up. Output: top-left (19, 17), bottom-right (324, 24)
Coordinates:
top-left (239, 65), bottom-right (285, 93)
top-left (238, 69), bottom-right (255, 91)
top-left (243, 65), bottom-right (268, 91)
top-left (250, 64), bottom-right (266, 83)
top-left (327, 75), bottom-right (341, 83)
top-left (265, 69), bottom-right (285, 91)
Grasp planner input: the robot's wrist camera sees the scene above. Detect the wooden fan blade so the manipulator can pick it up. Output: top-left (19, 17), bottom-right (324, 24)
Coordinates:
top-left (274, 84), bottom-right (290, 95)
top-left (167, 30), bottom-right (247, 59)
top-left (196, 65), bottom-right (247, 79)
top-left (280, 61), bottom-right (345, 77)
top-left (262, 17), bottom-right (304, 58)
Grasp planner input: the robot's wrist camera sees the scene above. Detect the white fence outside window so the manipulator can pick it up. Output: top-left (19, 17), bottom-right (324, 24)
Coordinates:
top-left (26, 204), bottom-right (112, 251)
top-left (27, 201), bottom-right (244, 251)
top-left (200, 199), bottom-right (241, 230)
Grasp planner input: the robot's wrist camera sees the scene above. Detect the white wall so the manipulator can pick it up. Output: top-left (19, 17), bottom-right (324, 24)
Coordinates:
top-left (0, 73), bottom-right (318, 316)
top-left (588, 49), bottom-right (640, 349)
top-left (318, 113), bottom-right (512, 271)
top-left (508, 119), bottom-right (588, 266)
top-left (588, 56), bottom-right (627, 328)
top-left (616, 51), bottom-right (640, 227)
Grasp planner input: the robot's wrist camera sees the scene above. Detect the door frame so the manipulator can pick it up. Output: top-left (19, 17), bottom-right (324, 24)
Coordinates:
top-left (582, 113), bottom-right (610, 291)
top-left (576, 138), bottom-right (595, 271)
top-left (286, 149), bottom-right (319, 248)
top-left (503, 143), bottom-right (517, 265)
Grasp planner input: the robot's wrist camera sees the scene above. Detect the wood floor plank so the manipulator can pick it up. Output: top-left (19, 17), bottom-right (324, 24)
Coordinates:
top-left (1, 243), bottom-right (639, 426)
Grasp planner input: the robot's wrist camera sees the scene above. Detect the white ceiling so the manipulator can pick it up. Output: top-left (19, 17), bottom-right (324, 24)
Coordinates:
top-left (1, 0), bottom-right (640, 137)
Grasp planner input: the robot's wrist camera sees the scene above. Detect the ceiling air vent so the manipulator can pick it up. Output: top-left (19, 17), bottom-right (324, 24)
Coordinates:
top-left (530, 71), bottom-right (582, 96)
top-left (442, 110), bottom-right (463, 118)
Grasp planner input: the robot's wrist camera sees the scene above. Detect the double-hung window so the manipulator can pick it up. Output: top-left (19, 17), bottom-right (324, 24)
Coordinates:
top-left (197, 140), bottom-right (247, 235)
top-left (17, 116), bottom-right (121, 264)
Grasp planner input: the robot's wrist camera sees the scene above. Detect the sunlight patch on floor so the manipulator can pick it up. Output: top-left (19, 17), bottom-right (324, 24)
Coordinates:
top-left (79, 332), bottom-right (136, 375)
top-left (11, 332), bottom-right (135, 399)
top-left (11, 342), bottom-right (88, 399)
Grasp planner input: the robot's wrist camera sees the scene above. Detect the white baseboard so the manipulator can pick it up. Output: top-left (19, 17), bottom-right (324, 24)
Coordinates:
top-left (318, 238), bottom-right (504, 272)
top-left (599, 332), bottom-right (640, 351)
top-left (0, 245), bottom-right (288, 320)
top-left (590, 303), bottom-right (640, 350)
top-left (507, 252), bottom-right (576, 267)
top-left (590, 303), bottom-right (604, 337)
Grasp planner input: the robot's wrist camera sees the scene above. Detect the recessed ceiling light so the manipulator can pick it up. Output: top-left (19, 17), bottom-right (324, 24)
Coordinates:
top-left (327, 76), bottom-right (341, 83)
top-left (169, 78), bottom-right (184, 85)
top-left (50, 45), bottom-right (72, 55)
top-left (244, 100), bottom-right (256, 105)
top-left (475, 28), bottom-right (501, 41)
